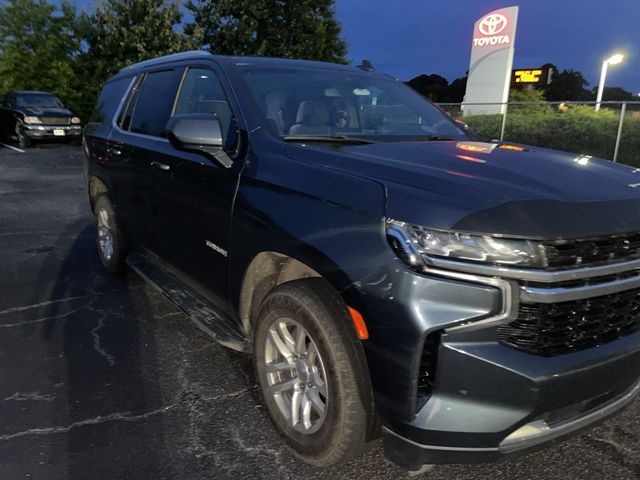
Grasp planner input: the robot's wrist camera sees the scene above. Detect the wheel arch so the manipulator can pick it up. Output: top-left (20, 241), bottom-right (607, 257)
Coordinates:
top-left (88, 175), bottom-right (109, 212)
top-left (239, 251), bottom-right (327, 337)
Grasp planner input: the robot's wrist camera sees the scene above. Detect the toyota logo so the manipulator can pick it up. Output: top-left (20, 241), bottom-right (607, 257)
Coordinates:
top-left (478, 13), bottom-right (508, 35)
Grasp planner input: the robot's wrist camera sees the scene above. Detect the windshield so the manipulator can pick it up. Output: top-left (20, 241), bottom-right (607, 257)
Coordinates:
top-left (16, 93), bottom-right (63, 108)
top-left (238, 65), bottom-right (467, 142)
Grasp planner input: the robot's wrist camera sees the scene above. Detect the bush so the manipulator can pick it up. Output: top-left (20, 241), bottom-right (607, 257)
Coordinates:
top-left (464, 106), bottom-right (640, 166)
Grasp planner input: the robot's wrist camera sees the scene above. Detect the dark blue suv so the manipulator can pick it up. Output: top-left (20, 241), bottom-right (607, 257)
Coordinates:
top-left (84, 51), bottom-right (640, 470)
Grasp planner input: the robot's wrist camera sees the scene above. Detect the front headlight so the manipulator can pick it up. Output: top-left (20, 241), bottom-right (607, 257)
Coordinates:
top-left (387, 220), bottom-right (549, 268)
top-left (71, 117), bottom-right (81, 124)
top-left (23, 116), bottom-right (41, 125)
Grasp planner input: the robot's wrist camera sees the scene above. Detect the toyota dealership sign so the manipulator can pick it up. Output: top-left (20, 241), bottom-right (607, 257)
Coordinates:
top-left (474, 13), bottom-right (511, 47)
top-left (464, 6), bottom-right (519, 115)
top-left (478, 14), bottom-right (508, 35)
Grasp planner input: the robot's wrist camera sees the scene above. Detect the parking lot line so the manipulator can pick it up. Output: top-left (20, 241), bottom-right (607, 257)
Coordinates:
top-left (0, 143), bottom-right (25, 153)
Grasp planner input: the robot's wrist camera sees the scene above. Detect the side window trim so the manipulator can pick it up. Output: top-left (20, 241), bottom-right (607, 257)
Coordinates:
top-left (171, 67), bottom-right (190, 116)
top-left (173, 63), bottom-right (244, 126)
top-left (122, 74), bottom-right (145, 132)
top-left (113, 75), bottom-right (141, 132)
top-left (116, 74), bottom-right (145, 131)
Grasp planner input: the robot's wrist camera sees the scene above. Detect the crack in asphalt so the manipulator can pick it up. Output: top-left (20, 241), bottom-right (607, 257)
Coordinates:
top-left (0, 295), bottom-right (89, 315)
top-left (4, 392), bottom-right (57, 402)
top-left (584, 435), bottom-right (640, 476)
top-left (0, 230), bottom-right (63, 238)
top-left (153, 311), bottom-right (184, 320)
top-left (0, 405), bottom-right (177, 442)
top-left (180, 387), bottom-right (255, 406)
top-left (0, 308), bottom-right (82, 328)
top-left (87, 307), bottom-right (115, 367)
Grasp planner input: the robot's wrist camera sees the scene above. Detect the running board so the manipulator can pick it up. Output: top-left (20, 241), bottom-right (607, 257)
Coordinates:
top-left (127, 250), bottom-right (248, 352)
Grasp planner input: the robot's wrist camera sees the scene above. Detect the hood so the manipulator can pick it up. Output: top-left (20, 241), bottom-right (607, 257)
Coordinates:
top-left (287, 140), bottom-right (640, 239)
top-left (20, 106), bottom-right (73, 117)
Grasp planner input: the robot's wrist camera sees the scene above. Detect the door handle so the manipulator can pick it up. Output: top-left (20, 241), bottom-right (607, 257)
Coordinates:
top-left (150, 161), bottom-right (171, 171)
top-left (107, 147), bottom-right (122, 156)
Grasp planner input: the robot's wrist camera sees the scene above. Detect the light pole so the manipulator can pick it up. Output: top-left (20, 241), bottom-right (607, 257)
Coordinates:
top-left (595, 53), bottom-right (624, 111)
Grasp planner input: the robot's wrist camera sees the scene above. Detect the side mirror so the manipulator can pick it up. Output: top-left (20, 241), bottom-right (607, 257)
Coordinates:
top-left (166, 113), bottom-right (232, 168)
top-left (454, 118), bottom-right (469, 130)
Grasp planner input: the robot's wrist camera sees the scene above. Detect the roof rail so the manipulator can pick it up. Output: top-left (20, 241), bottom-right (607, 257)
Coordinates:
top-left (120, 50), bottom-right (212, 72)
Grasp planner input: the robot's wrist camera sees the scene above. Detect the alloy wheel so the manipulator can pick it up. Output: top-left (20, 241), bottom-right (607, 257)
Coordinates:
top-left (97, 208), bottom-right (114, 262)
top-left (263, 318), bottom-right (328, 434)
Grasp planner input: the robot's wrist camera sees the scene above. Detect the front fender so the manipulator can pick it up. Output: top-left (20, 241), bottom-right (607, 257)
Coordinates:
top-left (230, 147), bottom-right (388, 300)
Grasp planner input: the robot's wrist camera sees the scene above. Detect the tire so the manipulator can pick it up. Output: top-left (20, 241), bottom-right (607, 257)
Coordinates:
top-left (93, 195), bottom-right (127, 274)
top-left (253, 278), bottom-right (374, 467)
top-left (16, 124), bottom-right (32, 148)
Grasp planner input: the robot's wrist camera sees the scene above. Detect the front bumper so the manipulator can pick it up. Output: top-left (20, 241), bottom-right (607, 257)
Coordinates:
top-left (383, 336), bottom-right (640, 468)
top-left (384, 378), bottom-right (640, 466)
top-left (353, 253), bottom-right (640, 469)
top-left (23, 124), bottom-right (82, 139)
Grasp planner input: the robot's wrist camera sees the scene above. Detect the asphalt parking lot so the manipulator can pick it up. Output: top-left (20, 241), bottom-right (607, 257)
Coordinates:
top-left (2, 144), bottom-right (640, 479)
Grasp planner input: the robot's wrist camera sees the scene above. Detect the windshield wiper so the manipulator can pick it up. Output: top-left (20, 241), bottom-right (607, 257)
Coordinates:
top-left (282, 134), bottom-right (376, 145)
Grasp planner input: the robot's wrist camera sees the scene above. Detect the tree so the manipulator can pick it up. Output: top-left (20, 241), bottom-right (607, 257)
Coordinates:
top-left (406, 74), bottom-right (467, 103)
top-left (0, 0), bottom-right (81, 108)
top-left (509, 87), bottom-right (546, 102)
top-left (185, 0), bottom-right (346, 63)
top-left (443, 76), bottom-right (467, 103)
top-left (508, 86), bottom-right (552, 114)
top-left (544, 67), bottom-right (592, 101)
top-left (594, 86), bottom-right (636, 101)
top-left (75, 0), bottom-right (201, 119)
top-left (406, 74), bottom-right (449, 102)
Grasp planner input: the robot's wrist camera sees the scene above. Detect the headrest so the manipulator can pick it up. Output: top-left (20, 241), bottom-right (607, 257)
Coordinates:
top-left (295, 100), bottom-right (331, 126)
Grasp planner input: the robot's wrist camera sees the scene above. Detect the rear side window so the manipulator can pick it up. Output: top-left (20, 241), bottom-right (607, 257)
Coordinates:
top-left (90, 77), bottom-right (132, 124)
top-left (129, 69), bottom-right (182, 137)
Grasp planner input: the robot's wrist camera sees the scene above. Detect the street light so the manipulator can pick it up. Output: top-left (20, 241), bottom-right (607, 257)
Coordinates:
top-left (595, 53), bottom-right (625, 111)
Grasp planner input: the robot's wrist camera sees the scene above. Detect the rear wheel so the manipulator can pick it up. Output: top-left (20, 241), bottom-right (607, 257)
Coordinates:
top-left (16, 123), bottom-right (32, 148)
top-left (253, 278), bottom-right (373, 466)
top-left (94, 195), bottom-right (127, 274)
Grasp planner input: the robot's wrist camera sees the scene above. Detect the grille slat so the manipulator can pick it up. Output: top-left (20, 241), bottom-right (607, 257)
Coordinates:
top-left (40, 117), bottom-right (70, 126)
top-left (544, 233), bottom-right (640, 268)
top-left (498, 289), bottom-right (640, 356)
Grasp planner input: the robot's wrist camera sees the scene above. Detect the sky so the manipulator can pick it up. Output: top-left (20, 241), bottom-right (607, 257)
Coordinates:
top-left (57, 0), bottom-right (640, 94)
top-left (336, 0), bottom-right (640, 93)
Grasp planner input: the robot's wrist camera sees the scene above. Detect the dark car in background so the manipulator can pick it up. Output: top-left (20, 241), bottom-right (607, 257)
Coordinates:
top-left (0, 90), bottom-right (82, 148)
top-left (84, 51), bottom-right (640, 471)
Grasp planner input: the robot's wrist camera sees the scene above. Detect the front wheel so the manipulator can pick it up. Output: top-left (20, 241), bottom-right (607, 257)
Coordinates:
top-left (253, 278), bottom-right (374, 467)
top-left (16, 124), bottom-right (32, 148)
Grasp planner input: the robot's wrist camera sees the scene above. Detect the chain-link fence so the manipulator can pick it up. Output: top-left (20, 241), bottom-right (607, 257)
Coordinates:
top-left (437, 101), bottom-right (640, 167)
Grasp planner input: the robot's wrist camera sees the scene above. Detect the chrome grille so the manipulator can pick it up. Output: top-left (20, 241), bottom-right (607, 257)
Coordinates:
top-left (543, 233), bottom-right (640, 268)
top-left (40, 117), bottom-right (70, 126)
top-left (497, 288), bottom-right (640, 356)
